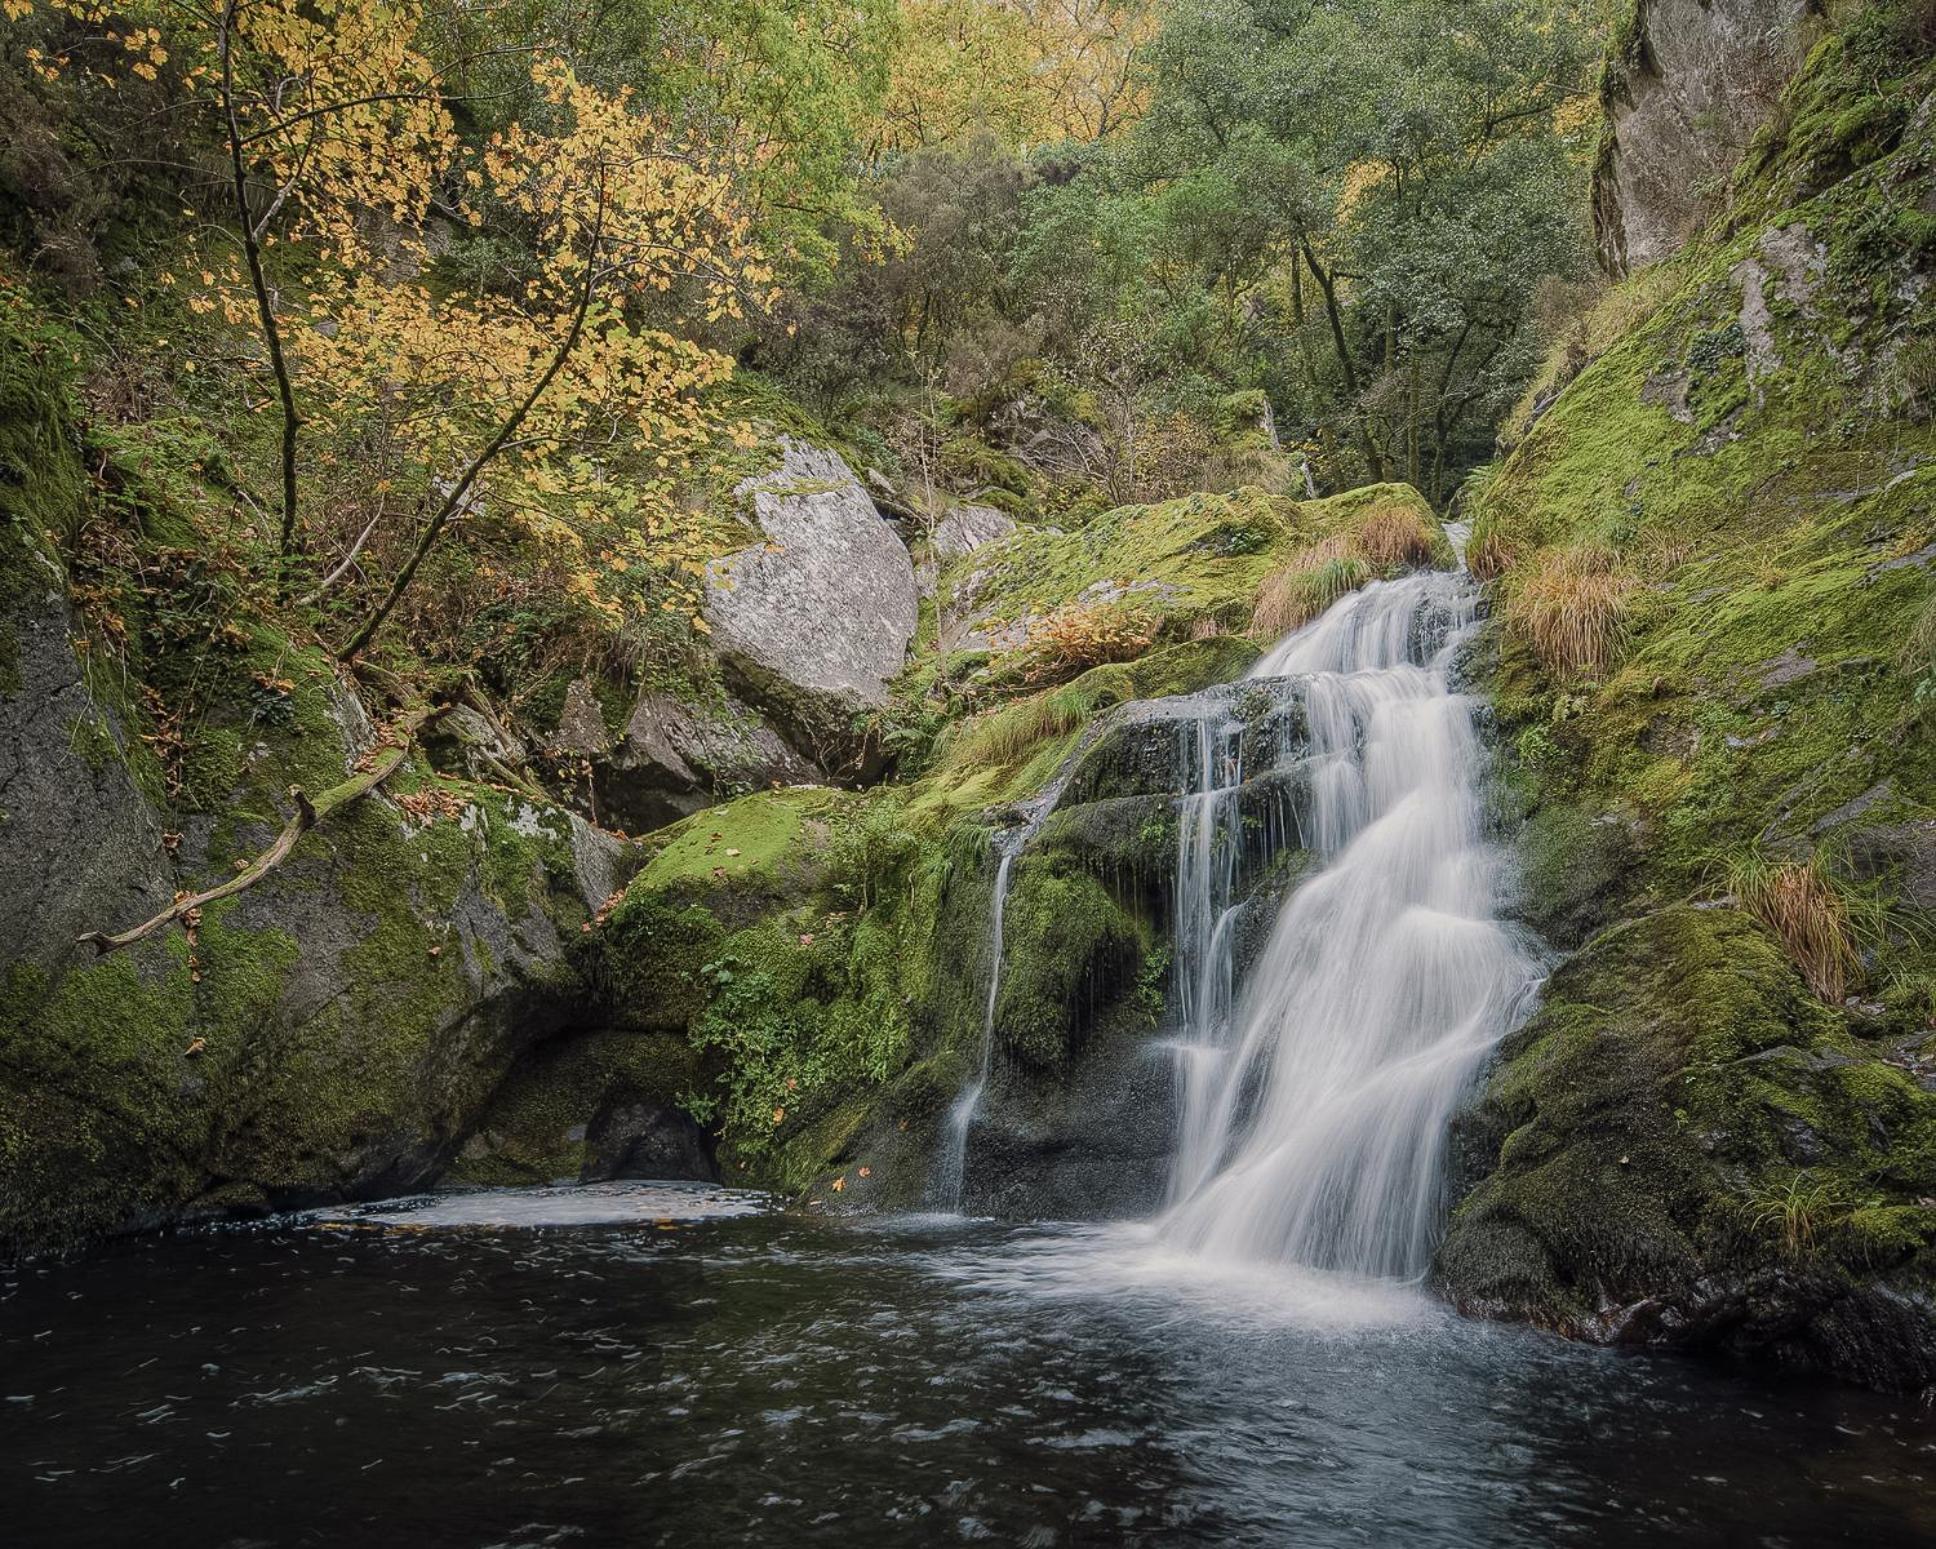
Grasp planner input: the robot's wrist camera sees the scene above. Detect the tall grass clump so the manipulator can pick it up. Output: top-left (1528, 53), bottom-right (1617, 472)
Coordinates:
top-left (1505, 544), bottom-right (1634, 676)
top-left (1746, 1172), bottom-right (1845, 1258)
top-left (1251, 538), bottom-right (1371, 639)
top-left (1465, 508), bottom-right (1516, 583)
top-left (936, 664), bottom-right (1136, 773)
top-left (1355, 504), bottom-right (1436, 567)
top-left (1718, 849), bottom-right (1863, 1003)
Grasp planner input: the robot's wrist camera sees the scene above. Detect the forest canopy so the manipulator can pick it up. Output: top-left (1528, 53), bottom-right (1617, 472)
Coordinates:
top-left (0, 0), bottom-right (1611, 688)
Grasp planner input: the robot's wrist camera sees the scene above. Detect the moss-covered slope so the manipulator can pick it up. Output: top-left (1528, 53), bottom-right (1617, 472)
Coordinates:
top-left (1443, 2), bottom-right (1936, 1388)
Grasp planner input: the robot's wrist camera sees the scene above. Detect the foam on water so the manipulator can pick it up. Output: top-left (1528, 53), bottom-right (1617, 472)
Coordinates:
top-left (318, 1180), bottom-right (774, 1229)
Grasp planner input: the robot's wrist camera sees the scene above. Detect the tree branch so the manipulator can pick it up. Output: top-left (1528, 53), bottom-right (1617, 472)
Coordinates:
top-left (76, 705), bottom-right (446, 956)
top-left (337, 171), bottom-right (610, 662)
top-left (298, 499), bottom-right (387, 604)
top-left (220, 0), bottom-right (303, 574)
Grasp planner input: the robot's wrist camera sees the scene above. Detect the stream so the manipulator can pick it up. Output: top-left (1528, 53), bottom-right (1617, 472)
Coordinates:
top-left (2, 1188), bottom-right (1931, 1547)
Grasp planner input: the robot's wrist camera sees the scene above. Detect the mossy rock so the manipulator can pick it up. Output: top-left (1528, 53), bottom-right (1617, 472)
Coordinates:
top-left (0, 769), bottom-right (619, 1253)
top-left (994, 859), bottom-right (1144, 1072)
top-left (942, 481), bottom-right (1446, 649)
top-left (1438, 905), bottom-right (1936, 1389)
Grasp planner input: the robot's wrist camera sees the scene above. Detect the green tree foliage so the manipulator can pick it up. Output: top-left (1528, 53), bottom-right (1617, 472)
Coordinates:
top-left (772, 0), bottom-right (1605, 506)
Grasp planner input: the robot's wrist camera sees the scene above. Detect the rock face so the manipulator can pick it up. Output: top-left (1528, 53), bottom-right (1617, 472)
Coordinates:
top-left (582, 1096), bottom-right (715, 1182)
top-left (1593, 0), bottom-right (1820, 275)
top-left (0, 559), bottom-right (641, 1252)
top-left (597, 690), bottom-right (819, 837)
top-left (0, 573), bottom-right (173, 975)
top-left (705, 440), bottom-right (919, 761)
top-left (932, 503), bottom-right (1016, 560)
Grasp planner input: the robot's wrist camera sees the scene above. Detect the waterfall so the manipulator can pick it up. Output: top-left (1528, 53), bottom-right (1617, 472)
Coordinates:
top-left (931, 847), bottom-right (1016, 1213)
top-left (1160, 572), bottom-right (1544, 1278)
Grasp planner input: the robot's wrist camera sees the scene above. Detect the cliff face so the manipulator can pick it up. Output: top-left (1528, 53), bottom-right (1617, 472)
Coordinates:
top-left (1441, 1), bottom-right (1936, 1390)
top-left (1594, 0), bottom-right (1825, 275)
top-left (0, 330), bottom-right (644, 1254)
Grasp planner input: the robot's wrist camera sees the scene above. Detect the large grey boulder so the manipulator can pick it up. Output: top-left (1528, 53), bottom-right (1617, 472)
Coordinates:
top-left (1594, 0), bottom-right (1820, 275)
top-left (705, 440), bottom-right (919, 756)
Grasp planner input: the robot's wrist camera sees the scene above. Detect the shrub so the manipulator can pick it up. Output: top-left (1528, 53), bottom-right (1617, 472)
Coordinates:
top-left (1505, 544), bottom-right (1634, 676)
top-left (1011, 601), bottom-right (1161, 687)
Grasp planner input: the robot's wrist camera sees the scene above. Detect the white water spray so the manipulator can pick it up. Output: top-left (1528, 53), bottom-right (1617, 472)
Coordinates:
top-left (1160, 572), bottom-right (1544, 1278)
top-left (932, 848), bottom-right (1015, 1212)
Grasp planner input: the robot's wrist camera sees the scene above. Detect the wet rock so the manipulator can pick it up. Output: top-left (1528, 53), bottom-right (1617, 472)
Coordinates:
top-left (965, 1020), bottom-right (1179, 1220)
top-left (582, 1098), bottom-right (716, 1183)
top-left (1, 610), bottom-right (637, 1251)
top-left (1438, 906), bottom-right (1936, 1393)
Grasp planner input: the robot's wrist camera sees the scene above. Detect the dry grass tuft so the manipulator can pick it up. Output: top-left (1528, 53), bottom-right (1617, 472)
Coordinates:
top-left (1724, 851), bottom-right (1862, 1003)
top-left (1465, 511), bottom-right (1516, 583)
top-left (1505, 544), bottom-right (1634, 676)
top-left (1251, 538), bottom-right (1371, 639)
top-left (1355, 504), bottom-right (1437, 568)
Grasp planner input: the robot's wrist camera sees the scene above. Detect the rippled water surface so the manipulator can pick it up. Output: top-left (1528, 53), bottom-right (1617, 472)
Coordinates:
top-left (3, 1186), bottom-right (1932, 1548)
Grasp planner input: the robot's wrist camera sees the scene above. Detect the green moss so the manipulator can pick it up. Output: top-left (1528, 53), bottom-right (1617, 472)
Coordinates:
top-left (1478, 26), bottom-right (1936, 938)
top-left (0, 896), bottom-right (304, 1250)
top-left (0, 308), bottom-right (90, 692)
top-left (1440, 906), bottom-right (1936, 1339)
top-left (637, 786), bottom-right (850, 892)
top-left (993, 859), bottom-right (1144, 1072)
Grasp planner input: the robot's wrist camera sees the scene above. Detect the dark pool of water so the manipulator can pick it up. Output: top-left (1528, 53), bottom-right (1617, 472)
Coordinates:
top-left (3, 1185), bottom-right (1932, 1548)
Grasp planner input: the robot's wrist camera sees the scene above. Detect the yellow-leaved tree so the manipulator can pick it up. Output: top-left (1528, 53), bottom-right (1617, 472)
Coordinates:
top-left (876, 0), bottom-right (1151, 152)
top-left (10, 0), bottom-right (766, 654)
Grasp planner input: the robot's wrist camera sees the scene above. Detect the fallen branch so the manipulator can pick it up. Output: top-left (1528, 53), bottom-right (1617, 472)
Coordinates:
top-left (299, 501), bottom-right (387, 605)
top-left (77, 704), bottom-right (446, 956)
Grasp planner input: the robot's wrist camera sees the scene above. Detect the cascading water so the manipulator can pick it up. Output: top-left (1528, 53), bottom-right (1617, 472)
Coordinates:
top-left (931, 846), bottom-right (1016, 1212)
top-left (1160, 571), bottom-right (1545, 1278)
